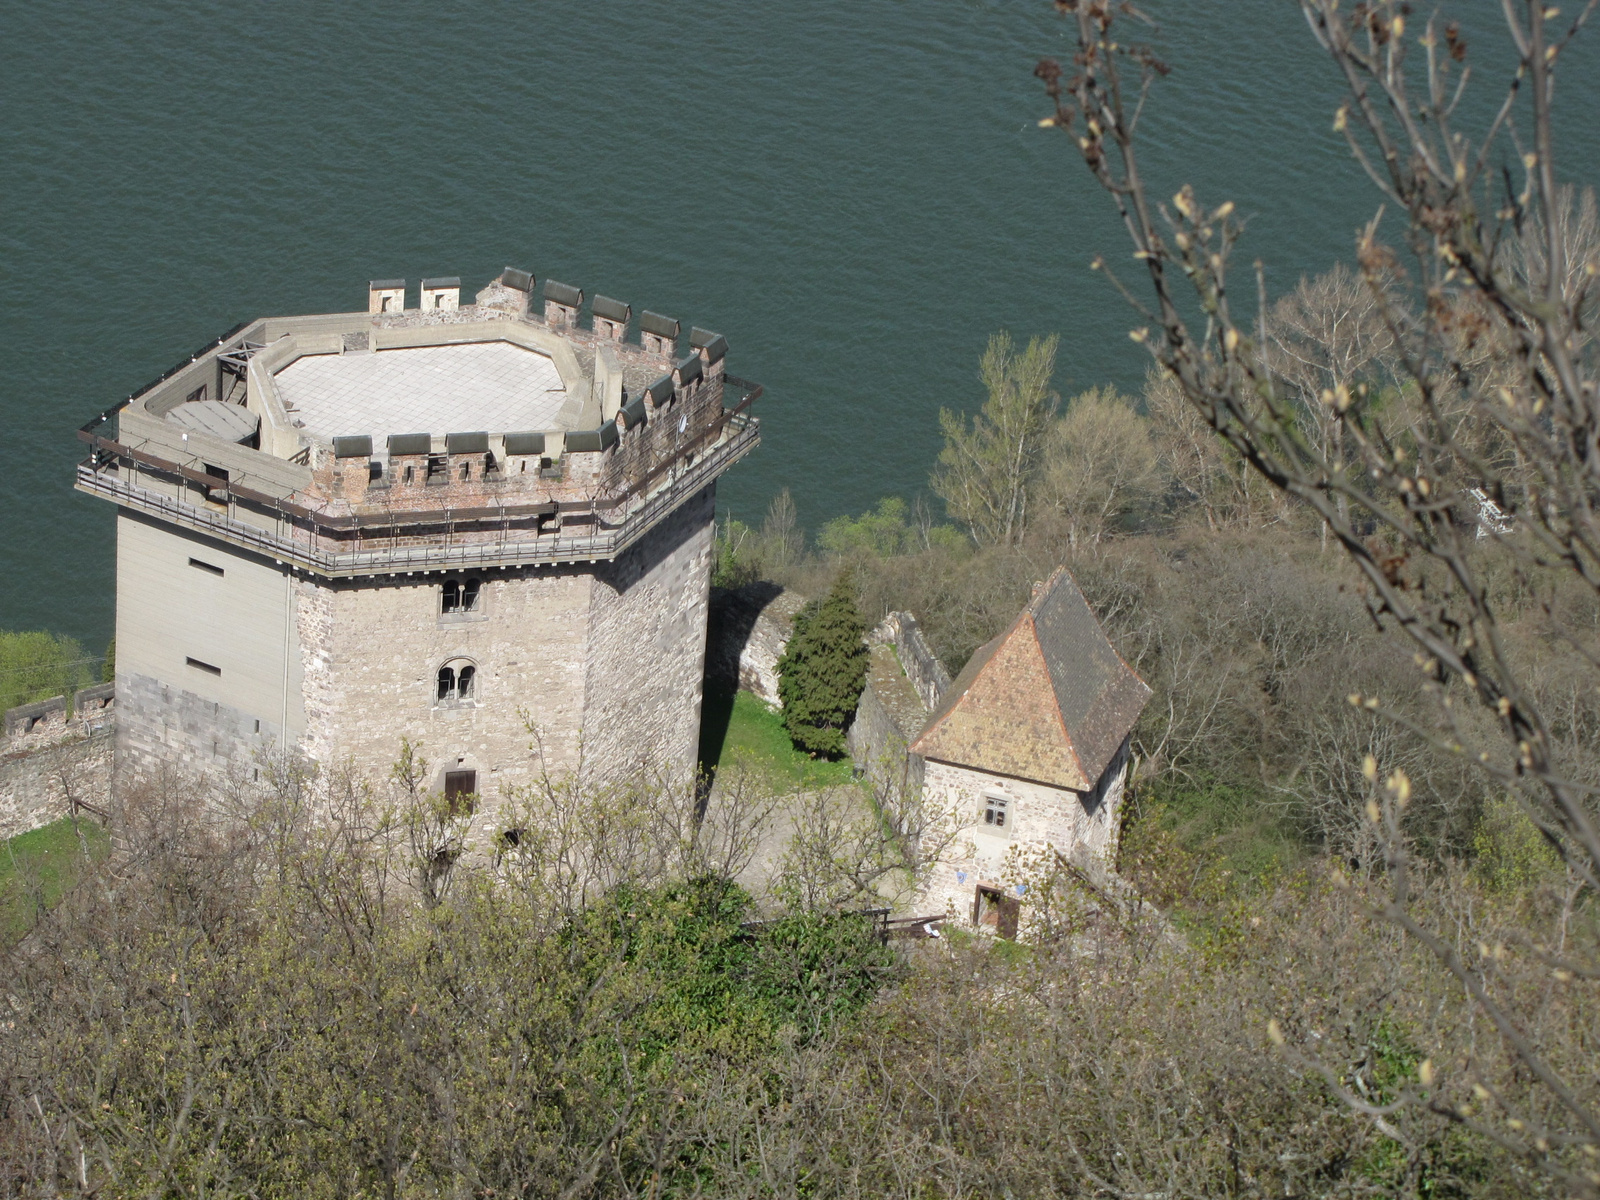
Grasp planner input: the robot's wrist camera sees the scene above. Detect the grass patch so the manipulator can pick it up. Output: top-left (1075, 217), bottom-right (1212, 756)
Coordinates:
top-left (1137, 774), bottom-right (1304, 883)
top-left (0, 815), bottom-right (109, 946)
top-left (700, 687), bottom-right (858, 790)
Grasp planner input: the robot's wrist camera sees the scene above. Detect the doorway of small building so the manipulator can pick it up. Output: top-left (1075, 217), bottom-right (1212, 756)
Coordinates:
top-left (443, 769), bottom-right (477, 815)
top-left (973, 885), bottom-right (1020, 940)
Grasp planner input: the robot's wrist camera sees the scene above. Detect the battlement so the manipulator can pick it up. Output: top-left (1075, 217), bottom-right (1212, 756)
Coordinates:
top-left (76, 269), bottom-right (762, 578)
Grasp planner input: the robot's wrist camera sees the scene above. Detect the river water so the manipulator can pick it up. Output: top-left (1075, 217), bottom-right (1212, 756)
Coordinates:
top-left (3, 0), bottom-right (1596, 648)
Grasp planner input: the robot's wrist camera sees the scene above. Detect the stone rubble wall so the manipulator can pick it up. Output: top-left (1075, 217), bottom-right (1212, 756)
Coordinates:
top-left (0, 711), bottom-right (115, 838)
top-left (871, 612), bottom-right (951, 711)
top-left (704, 584), bottom-right (807, 705)
top-left (846, 612), bottom-right (952, 797)
top-left (847, 643), bottom-right (929, 801)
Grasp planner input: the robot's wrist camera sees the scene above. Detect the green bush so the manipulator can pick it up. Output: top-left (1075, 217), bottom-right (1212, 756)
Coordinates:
top-left (0, 630), bottom-right (95, 714)
top-left (818, 497), bottom-right (964, 558)
top-left (1471, 794), bottom-right (1562, 892)
top-left (776, 573), bottom-right (869, 757)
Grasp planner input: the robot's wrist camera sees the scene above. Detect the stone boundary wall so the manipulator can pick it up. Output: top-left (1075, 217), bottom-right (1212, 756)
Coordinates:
top-left (0, 711), bottom-right (115, 839)
top-left (704, 584), bottom-right (807, 706)
top-left (847, 613), bottom-right (953, 798)
top-left (871, 612), bottom-right (951, 710)
top-left (848, 644), bottom-right (930, 800)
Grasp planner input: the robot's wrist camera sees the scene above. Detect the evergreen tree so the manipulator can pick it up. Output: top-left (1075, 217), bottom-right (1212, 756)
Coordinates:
top-left (776, 574), bottom-right (869, 757)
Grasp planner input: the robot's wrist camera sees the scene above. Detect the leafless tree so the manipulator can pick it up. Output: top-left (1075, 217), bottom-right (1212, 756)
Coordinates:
top-left (1037, 0), bottom-right (1600, 1186)
top-left (1267, 262), bottom-right (1401, 547)
top-left (1036, 384), bottom-right (1161, 546)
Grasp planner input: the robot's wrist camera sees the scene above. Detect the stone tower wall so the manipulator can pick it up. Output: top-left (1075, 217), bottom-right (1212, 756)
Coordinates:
top-left (294, 566), bottom-right (596, 813)
top-left (581, 483), bottom-right (717, 786)
top-left (113, 512), bottom-right (305, 787)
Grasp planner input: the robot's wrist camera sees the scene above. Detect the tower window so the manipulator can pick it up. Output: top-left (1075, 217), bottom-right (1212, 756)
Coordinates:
top-left (186, 656), bottom-right (222, 677)
top-left (459, 461), bottom-right (472, 481)
top-left (435, 659), bottom-right (478, 705)
top-left (982, 793), bottom-right (1009, 830)
top-left (441, 577), bottom-right (481, 614)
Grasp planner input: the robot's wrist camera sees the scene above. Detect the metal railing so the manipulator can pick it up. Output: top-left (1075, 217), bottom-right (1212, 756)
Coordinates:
top-left (77, 415), bottom-right (760, 577)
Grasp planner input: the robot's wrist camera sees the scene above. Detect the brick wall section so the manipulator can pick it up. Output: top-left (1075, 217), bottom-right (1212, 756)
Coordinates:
top-left (917, 744), bottom-right (1128, 930)
top-left (601, 376), bottom-right (726, 497)
top-left (581, 483), bottom-right (717, 786)
top-left (0, 721), bottom-right (113, 837)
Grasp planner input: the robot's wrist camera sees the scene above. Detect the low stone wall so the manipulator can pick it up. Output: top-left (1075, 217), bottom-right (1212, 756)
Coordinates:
top-left (705, 583), bottom-right (807, 705)
top-left (848, 644), bottom-right (929, 800)
top-left (847, 612), bottom-right (952, 799)
top-left (0, 713), bottom-right (115, 838)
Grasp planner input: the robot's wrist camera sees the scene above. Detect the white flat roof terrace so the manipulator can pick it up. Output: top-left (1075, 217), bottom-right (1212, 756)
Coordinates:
top-left (272, 341), bottom-right (569, 446)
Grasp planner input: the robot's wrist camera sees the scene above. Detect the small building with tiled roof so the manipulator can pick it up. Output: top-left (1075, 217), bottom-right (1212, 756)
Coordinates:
top-left (909, 565), bottom-right (1151, 934)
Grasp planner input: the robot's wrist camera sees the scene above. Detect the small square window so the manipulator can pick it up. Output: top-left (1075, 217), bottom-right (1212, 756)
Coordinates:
top-left (441, 578), bottom-right (481, 614)
top-left (983, 793), bottom-right (1009, 830)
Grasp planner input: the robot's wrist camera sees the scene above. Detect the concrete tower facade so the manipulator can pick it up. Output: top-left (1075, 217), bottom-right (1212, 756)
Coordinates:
top-left (76, 271), bottom-right (760, 812)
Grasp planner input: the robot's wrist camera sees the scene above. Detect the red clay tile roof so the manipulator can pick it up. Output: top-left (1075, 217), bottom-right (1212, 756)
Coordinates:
top-left (909, 565), bottom-right (1151, 790)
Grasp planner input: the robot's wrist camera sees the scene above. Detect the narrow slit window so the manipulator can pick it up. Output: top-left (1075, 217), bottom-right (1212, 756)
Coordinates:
top-left (186, 657), bottom-right (222, 676)
top-left (188, 557), bottom-right (224, 577)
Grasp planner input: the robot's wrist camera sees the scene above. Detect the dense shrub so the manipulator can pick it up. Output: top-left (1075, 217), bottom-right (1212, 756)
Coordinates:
top-left (775, 573), bottom-right (868, 757)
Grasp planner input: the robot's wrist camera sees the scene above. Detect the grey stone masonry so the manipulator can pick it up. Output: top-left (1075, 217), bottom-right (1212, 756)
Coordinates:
top-left (847, 613), bottom-right (952, 800)
top-left (76, 267), bottom-right (763, 805)
top-left (704, 584), bottom-right (808, 705)
top-left (1, 711), bottom-right (114, 837)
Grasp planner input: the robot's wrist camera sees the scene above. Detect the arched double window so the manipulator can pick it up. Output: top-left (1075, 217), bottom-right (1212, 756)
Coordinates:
top-left (441, 577), bottom-right (481, 614)
top-left (436, 659), bottom-right (477, 704)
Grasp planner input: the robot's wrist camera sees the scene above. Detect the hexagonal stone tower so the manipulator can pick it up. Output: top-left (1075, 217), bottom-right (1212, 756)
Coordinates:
top-left (76, 270), bottom-right (760, 814)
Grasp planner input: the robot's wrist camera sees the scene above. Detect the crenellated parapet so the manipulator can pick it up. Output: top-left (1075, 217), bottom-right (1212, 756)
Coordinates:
top-left (75, 268), bottom-right (762, 578)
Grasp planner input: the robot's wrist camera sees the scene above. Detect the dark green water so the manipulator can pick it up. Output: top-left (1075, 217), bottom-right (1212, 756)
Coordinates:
top-left (3, 1), bottom-right (1596, 649)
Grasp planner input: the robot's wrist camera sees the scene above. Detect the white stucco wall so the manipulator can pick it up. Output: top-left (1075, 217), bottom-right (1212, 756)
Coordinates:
top-left (918, 740), bottom-right (1129, 928)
